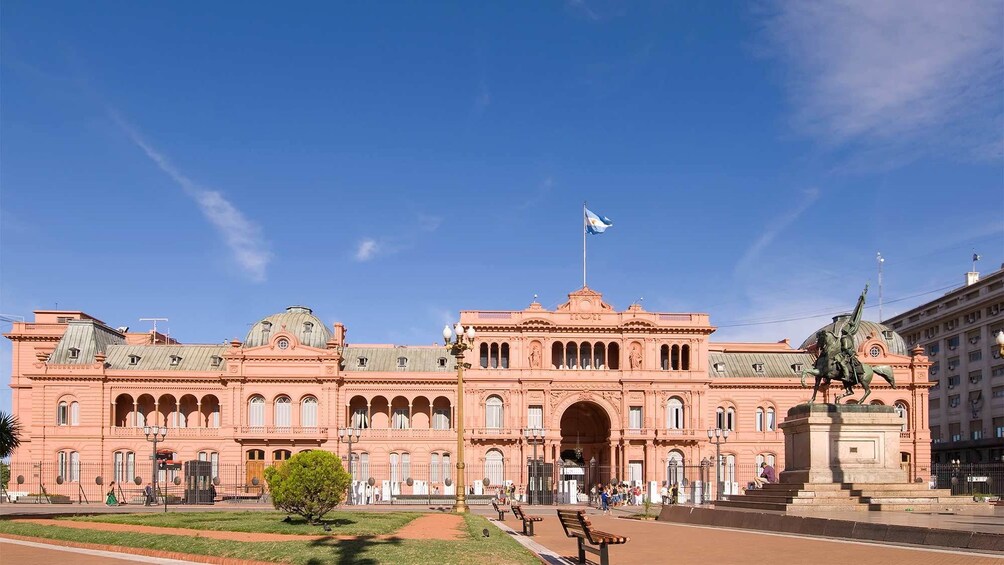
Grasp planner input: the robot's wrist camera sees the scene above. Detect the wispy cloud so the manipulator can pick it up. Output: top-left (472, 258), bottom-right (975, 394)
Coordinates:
top-left (516, 176), bottom-right (555, 210)
top-left (566, 0), bottom-right (601, 21)
top-left (108, 111), bottom-right (271, 281)
top-left (735, 188), bottom-right (821, 275)
top-left (761, 1), bottom-right (1003, 161)
top-left (354, 238), bottom-right (380, 262)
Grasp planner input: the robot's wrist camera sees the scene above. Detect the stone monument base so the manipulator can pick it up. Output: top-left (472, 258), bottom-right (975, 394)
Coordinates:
top-left (779, 403), bottom-right (906, 484)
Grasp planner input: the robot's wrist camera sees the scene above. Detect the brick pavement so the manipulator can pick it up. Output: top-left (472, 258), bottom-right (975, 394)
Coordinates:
top-left (503, 509), bottom-right (1003, 565)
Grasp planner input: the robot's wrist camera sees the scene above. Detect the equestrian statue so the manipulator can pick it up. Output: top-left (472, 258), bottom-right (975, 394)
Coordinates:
top-left (800, 285), bottom-right (896, 404)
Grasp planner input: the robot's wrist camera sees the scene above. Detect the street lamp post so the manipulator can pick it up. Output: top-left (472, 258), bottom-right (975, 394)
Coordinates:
top-left (589, 456), bottom-right (597, 506)
top-left (706, 428), bottom-right (730, 501)
top-left (523, 428), bottom-right (544, 505)
top-left (338, 427), bottom-right (362, 504)
top-left (995, 330), bottom-right (1004, 357)
top-left (444, 322), bottom-right (476, 514)
top-left (143, 426), bottom-right (167, 504)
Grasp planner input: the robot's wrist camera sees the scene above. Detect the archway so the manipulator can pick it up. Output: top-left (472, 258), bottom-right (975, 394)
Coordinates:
top-left (559, 401), bottom-right (612, 492)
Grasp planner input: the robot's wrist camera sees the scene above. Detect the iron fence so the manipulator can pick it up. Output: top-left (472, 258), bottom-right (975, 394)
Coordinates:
top-left (931, 462), bottom-right (1004, 497)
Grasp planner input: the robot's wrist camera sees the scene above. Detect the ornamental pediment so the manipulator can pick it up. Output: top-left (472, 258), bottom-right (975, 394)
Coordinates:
top-left (555, 287), bottom-right (614, 314)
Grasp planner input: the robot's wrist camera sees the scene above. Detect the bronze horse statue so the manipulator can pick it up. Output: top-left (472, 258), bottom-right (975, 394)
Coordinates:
top-left (799, 329), bottom-right (896, 404)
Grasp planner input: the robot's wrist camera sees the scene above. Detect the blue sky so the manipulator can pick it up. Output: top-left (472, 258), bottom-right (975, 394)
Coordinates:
top-left (2, 2), bottom-right (1002, 414)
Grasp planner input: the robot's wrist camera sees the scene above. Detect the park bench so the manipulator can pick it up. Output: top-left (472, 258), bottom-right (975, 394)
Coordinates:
top-left (511, 504), bottom-right (543, 536)
top-left (556, 509), bottom-right (629, 565)
top-left (491, 500), bottom-right (508, 521)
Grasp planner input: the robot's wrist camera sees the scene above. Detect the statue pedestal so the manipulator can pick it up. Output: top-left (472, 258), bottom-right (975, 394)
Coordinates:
top-left (779, 403), bottom-right (906, 485)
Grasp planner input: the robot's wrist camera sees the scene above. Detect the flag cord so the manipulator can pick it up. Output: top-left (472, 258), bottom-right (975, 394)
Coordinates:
top-left (583, 202), bottom-right (587, 288)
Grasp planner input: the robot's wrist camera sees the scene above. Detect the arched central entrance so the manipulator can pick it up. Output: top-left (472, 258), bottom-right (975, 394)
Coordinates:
top-left (559, 401), bottom-right (611, 492)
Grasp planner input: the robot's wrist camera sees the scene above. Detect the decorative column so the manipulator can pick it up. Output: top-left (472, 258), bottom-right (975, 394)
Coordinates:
top-left (133, 401), bottom-right (139, 427)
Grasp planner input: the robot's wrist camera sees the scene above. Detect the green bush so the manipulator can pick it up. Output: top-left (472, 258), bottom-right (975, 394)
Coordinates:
top-left (264, 450), bottom-right (350, 524)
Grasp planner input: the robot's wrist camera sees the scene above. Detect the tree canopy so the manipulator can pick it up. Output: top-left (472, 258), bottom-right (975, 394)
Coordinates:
top-left (264, 450), bottom-right (351, 524)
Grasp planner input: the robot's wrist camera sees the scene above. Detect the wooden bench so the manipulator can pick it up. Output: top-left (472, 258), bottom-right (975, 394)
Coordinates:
top-left (491, 500), bottom-right (508, 521)
top-left (511, 504), bottom-right (543, 536)
top-left (556, 509), bottom-right (629, 565)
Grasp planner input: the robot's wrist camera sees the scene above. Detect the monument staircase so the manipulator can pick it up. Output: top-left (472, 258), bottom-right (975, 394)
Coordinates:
top-left (716, 482), bottom-right (985, 513)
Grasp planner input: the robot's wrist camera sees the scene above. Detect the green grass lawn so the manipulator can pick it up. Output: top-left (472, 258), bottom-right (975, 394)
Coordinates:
top-left (64, 510), bottom-right (420, 536)
top-left (0, 513), bottom-right (539, 565)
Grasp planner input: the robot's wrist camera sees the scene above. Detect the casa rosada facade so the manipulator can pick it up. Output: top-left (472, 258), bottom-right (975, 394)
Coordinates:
top-left (5, 287), bottom-right (933, 500)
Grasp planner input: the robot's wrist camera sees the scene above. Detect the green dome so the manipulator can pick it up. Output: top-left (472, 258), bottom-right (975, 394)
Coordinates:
top-left (245, 306), bottom-right (331, 348)
top-left (800, 315), bottom-right (908, 356)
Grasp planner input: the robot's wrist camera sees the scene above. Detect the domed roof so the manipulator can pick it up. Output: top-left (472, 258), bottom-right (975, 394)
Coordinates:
top-left (800, 315), bottom-right (908, 356)
top-left (244, 306), bottom-right (331, 348)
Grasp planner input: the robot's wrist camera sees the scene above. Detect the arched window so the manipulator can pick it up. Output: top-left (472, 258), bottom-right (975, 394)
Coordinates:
top-left (390, 452), bottom-right (409, 483)
top-left (593, 342), bottom-right (606, 369)
top-left (755, 407), bottom-right (765, 432)
top-left (681, 345), bottom-right (690, 370)
top-left (57, 401), bottom-right (69, 426)
top-left (248, 395), bottom-right (265, 427)
top-left (442, 453), bottom-right (452, 481)
top-left (552, 342), bottom-right (563, 369)
top-left (501, 343), bottom-right (510, 369)
top-left (660, 345), bottom-right (670, 370)
top-left (667, 450), bottom-right (685, 486)
top-left (667, 397), bottom-right (684, 430)
top-left (766, 407), bottom-right (776, 431)
top-left (114, 451), bottom-right (135, 484)
top-left (671, 345), bottom-right (680, 370)
top-left (580, 342), bottom-right (591, 369)
top-left (566, 342), bottom-right (578, 369)
top-left (301, 396), bottom-right (318, 428)
top-left (275, 396), bottom-right (291, 428)
top-left (198, 450), bottom-right (219, 480)
top-left (490, 343), bottom-right (499, 369)
top-left (726, 407), bottom-right (736, 431)
top-left (608, 342), bottom-right (620, 370)
top-left (273, 449), bottom-right (291, 462)
top-left (895, 402), bottom-right (909, 432)
top-left (755, 453), bottom-right (776, 468)
top-left (485, 395), bottom-right (503, 429)
top-left (58, 451), bottom-right (80, 482)
top-left (716, 407), bottom-right (725, 430)
top-left (480, 343), bottom-right (489, 369)
top-left (70, 401), bottom-right (79, 426)
top-left (430, 453), bottom-right (441, 483)
top-left (486, 449), bottom-right (504, 488)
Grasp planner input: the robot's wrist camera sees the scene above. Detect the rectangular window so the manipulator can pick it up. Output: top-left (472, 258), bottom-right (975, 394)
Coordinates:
top-left (210, 452), bottom-right (219, 479)
top-left (433, 408), bottom-right (450, 430)
top-left (430, 453), bottom-right (440, 483)
top-left (930, 425), bottom-right (941, 442)
top-left (971, 420), bottom-right (983, 440)
top-left (970, 370), bottom-right (983, 385)
top-left (527, 405), bottom-right (543, 429)
top-left (766, 408), bottom-right (776, 431)
top-left (929, 398), bottom-right (941, 410)
top-left (949, 422), bottom-right (962, 442)
top-left (402, 453), bottom-right (410, 481)
top-left (390, 453), bottom-right (400, 483)
top-left (352, 408), bottom-right (369, 429)
top-left (948, 395), bottom-right (960, 408)
top-left (969, 350), bottom-right (982, 362)
top-left (993, 365), bottom-right (1004, 378)
top-left (993, 386), bottom-right (1004, 399)
top-left (629, 406), bottom-right (642, 429)
top-left (949, 355), bottom-right (960, 369)
top-left (57, 403), bottom-right (68, 426)
top-left (113, 451), bottom-right (124, 483)
top-left (947, 335), bottom-right (959, 350)
top-left (994, 417), bottom-right (1004, 439)
top-left (442, 454), bottom-right (451, 481)
top-left (947, 375), bottom-right (960, 388)
top-left (392, 408), bottom-right (409, 429)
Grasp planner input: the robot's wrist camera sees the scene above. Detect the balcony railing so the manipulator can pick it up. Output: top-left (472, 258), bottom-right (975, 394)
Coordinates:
top-left (109, 426), bottom-right (221, 437)
top-left (656, 428), bottom-right (696, 438)
top-left (358, 428), bottom-right (456, 439)
top-left (234, 426), bottom-right (329, 438)
top-left (468, 428), bottom-right (521, 439)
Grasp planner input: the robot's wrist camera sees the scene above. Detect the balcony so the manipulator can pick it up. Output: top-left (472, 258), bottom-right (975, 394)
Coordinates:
top-left (656, 428), bottom-right (697, 439)
top-left (109, 426), bottom-right (221, 438)
top-left (358, 428), bottom-right (456, 440)
top-left (468, 428), bottom-right (521, 440)
top-left (233, 426), bottom-right (329, 440)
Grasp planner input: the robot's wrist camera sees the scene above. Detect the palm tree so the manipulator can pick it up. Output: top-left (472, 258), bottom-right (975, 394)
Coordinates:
top-left (0, 411), bottom-right (22, 459)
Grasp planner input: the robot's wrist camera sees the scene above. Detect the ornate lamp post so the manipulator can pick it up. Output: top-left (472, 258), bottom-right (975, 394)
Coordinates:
top-left (443, 322), bottom-right (476, 514)
top-left (706, 427), bottom-right (730, 501)
top-left (143, 425), bottom-right (167, 502)
top-left (995, 330), bottom-right (1004, 357)
top-left (589, 455), bottom-right (597, 504)
top-left (523, 427), bottom-right (544, 505)
top-left (338, 427), bottom-right (362, 504)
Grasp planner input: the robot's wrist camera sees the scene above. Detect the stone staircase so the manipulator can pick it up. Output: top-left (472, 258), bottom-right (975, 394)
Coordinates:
top-left (715, 482), bottom-right (986, 513)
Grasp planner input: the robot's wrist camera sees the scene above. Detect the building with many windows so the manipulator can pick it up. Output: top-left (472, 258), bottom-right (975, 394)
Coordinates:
top-left (885, 265), bottom-right (1004, 464)
top-left (5, 287), bottom-right (933, 502)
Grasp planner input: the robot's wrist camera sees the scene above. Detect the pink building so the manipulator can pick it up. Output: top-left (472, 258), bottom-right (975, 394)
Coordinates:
top-left (4, 287), bottom-right (932, 502)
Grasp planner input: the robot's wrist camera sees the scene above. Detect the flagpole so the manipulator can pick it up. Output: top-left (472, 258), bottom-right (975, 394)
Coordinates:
top-left (582, 202), bottom-right (587, 288)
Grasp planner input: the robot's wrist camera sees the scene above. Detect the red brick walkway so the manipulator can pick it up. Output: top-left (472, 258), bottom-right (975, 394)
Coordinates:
top-left (515, 512), bottom-right (1002, 565)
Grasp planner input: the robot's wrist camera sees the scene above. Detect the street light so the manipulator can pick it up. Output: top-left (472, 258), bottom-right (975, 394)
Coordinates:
top-left (523, 427), bottom-right (544, 505)
top-left (444, 322), bottom-right (475, 514)
top-left (338, 427), bottom-right (362, 504)
top-left (706, 427), bottom-right (730, 501)
top-left (589, 456), bottom-right (597, 505)
top-left (143, 425), bottom-right (167, 504)
top-left (995, 330), bottom-right (1004, 357)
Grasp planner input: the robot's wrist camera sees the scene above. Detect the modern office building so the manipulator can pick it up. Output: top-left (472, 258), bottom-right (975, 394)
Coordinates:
top-left (885, 265), bottom-right (1004, 464)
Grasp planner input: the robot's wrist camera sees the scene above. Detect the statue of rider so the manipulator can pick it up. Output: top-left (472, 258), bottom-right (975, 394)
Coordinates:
top-left (836, 285), bottom-right (868, 386)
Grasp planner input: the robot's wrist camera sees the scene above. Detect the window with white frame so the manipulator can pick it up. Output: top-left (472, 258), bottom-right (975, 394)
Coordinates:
top-left (766, 407), bottom-right (776, 431)
top-left (390, 453), bottom-right (401, 483)
top-left (300, 396), bottom-right (318, 428)
top-left (894, 402), bottom-right (908, 432)
top-left (755, 407), bottom-right (764, 432)
top-left (211, 404), bottom-right (221, 428)
top-left (433, 407), bottom-right (450, 430)
top-left (57, 450), bottom-right (79, 482)
top-left (667, 397), bottom-right (684, 429)
top-left (726, 407), bottom-right (736, 431)
top-left (275, 396), bottom-right (291, 428)
top-left (667, 450), bottom-right (685, 485)
top-left (527, 405), bottom-right (543, 429)
top-left (402, 452), bottom-right (410, 481)
top-left (629, 406), bottom-right (643, 429)
top-left (716, 407), bottom-right (725, 430)
top-left (114, 451), bottom-right (135, 484)
top-left (442, 453), bottom-right (451, 481)
top-left (70, 401), bottom-right (79, 426)
top-left (485, 395), bottom-right (503, 429)
top-left (431, 453), bottom-right (441, 482)
top-left (352, 407), bottom-right (369, 429)
top-left (57, 401), bottom-right (69, 426)
top-left (392, 408), bottom-right (410, 429)
top-left (198, 451), bottom-right (220, 480)
top-left (486, 449), bottom-right (504, 488)
top-left (248, 395), bottom-right (265, 427)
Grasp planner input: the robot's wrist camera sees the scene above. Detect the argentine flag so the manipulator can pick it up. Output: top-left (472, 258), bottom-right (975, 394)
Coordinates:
top-left (584, 207), bottom-right (613, 235)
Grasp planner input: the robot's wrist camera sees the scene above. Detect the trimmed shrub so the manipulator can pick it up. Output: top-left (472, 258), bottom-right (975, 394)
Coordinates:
top-left (264, 450), bottom-right (350, 524)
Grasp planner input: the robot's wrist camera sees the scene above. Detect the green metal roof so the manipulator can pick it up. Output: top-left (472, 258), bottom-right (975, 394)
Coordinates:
top-left (708, 351), bottom-right (815, 379)
top-left (343, 346), bottom-right (455, 372)
top-left (49, 320), bottom-right (125, 364)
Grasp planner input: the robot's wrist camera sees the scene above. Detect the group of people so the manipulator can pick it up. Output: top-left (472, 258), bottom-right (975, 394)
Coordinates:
top-left (591, 482), bottom-right (646, 514)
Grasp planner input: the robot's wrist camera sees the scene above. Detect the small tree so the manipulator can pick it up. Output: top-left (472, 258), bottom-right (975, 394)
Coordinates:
top-left (0, 411), bottom-right (22, 459)
top-left (264, 450), bottom-right (350, 524)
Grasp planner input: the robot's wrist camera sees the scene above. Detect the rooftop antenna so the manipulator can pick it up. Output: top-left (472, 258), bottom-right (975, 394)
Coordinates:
top-left (139, 317), bottom-right (168, 344)
top-left (876, 252), bottom-right (884, 322)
